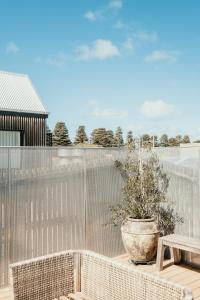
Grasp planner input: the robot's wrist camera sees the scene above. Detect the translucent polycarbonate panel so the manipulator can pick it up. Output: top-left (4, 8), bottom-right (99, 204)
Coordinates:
top-left (155, 146), bottom-right (200, 265)
top-left (84, 149), bottom-right (125, 257)
top-left (0, 147), bottom-right (125, 287)
top-left (1, 146), bottom-right (200, 287)
top-left (0, 130), bottom-right (20, 146)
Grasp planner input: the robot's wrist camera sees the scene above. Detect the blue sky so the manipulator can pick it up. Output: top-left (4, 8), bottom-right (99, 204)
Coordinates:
top-left (1, 0), bottom-right (200, 140)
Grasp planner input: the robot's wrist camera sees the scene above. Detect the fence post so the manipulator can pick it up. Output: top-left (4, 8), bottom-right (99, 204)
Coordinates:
top-left (83, 149), bottom-right (87, 250)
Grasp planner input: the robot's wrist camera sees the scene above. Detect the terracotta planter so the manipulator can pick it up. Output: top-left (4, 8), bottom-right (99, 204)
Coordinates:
top-left (121, 217), bottom-right (160, 263)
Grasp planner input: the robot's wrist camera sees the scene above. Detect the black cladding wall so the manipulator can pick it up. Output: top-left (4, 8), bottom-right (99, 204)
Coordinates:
top-left (0, 111), bottom-right (47, 146)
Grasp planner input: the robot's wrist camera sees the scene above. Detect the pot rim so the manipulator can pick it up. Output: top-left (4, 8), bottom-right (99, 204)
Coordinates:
top-left (127, 217), bottom-right (155, 222)
top-left (121, 229), bottom-right (160, 235)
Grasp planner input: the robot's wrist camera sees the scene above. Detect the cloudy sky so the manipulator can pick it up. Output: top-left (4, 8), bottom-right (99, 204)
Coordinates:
top-left (1, 0), bottom-right (200, 140)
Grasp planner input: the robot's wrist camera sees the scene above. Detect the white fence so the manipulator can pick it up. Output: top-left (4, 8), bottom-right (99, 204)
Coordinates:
top-left (0, 146), bottom-right (200, 287)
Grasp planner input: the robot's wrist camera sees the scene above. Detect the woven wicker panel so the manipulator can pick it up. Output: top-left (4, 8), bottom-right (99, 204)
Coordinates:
top-left (81, 252), bottom-right (191, 300)
top-left (11, 252), bottom-right (74, 300)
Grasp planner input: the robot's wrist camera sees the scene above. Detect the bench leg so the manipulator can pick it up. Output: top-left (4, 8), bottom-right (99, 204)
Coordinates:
top-left (170, 247), bottom-right (181, 264)
top-left (156, 238), bottom-right (165, 271)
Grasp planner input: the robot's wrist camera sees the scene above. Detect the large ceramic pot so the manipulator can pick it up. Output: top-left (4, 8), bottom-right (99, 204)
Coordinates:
top-left (121, 217), bottom-right (160, 263)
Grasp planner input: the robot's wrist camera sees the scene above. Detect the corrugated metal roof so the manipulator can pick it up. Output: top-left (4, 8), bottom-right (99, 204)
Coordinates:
top-left (0, 71), bottom-right (48, 115)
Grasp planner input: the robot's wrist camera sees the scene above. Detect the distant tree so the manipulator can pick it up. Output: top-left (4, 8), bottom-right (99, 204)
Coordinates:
top-left (141, 134), bottom-right (151, 148)
top-left (91, 128), bottom-right (109, 147)
top-left (46, 125), bottom-right (52, 146)
top-left (74, 125), bottom-right (88, 144)
top-left (52, 122), bottom-right (72, 146)
top-left (106, 130), bottom-right (114, 147)
top-left (182, 135), bottom-right (190, 144)
top-left (175, 135), bottom-right (182, 146)
top-left (193, 139), bottom-right (200, 143)
top-left (125, 131), bottom-right (135, 150)
top-left (168, 137), bottom-right (178, 147)
top-left (113, 127), bottom-right (124, 147)
top-left (126, 131), bottom-right (133, 145)
top-left (159, 134), bottom-right (169, 147)
top-left (142, 134), bottom-right (150, 142)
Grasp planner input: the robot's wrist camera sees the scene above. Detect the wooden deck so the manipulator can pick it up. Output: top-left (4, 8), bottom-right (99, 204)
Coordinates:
top-left (1, 254), bottom-right (200, 299)
top-left (115, 254), bottom-right (200, 299)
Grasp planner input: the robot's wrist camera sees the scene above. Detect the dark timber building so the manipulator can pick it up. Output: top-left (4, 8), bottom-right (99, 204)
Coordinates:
top-left (0, 71), bottom-right (50, 146)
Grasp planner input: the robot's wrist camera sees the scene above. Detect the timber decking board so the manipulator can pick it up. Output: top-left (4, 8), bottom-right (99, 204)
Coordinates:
top-left (1, 254), bottom-right (200, 300)
top-left (115, 254), bottom-right (200, 300)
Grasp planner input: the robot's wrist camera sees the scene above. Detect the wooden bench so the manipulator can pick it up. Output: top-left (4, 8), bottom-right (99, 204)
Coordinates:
top-left (156, 234), bottom-right (200, 271)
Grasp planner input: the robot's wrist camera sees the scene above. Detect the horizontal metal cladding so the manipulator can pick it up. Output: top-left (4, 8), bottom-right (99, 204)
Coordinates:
top-left (0, 111), bottom-right (47, 146)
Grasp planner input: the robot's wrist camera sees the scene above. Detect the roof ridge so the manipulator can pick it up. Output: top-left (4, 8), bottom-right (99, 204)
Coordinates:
top-left (0, 70), bottom-right (28, 78)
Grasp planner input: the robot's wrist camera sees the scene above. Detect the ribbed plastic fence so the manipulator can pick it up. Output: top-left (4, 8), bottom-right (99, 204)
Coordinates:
top-left (0, 147), bottom-right (125, 287)
top-left (0, 146), bottom-right (200, 287)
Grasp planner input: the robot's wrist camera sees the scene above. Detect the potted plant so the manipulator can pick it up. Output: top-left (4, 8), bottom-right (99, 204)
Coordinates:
top-left (111, 148), bottom-right (182, 263)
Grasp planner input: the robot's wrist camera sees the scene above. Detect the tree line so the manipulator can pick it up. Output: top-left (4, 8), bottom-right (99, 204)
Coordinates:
top-left (52, 121), bottom-right (193, 147)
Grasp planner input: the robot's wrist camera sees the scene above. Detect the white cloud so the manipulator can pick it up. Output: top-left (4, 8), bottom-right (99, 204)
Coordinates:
top-left (114, 20), bottom-right (125, 29)
top-left (114, 21), bottom-right (158, 43)
top-left (84, 11), bottom-right (98, 21)
top-left (84, 0), bottom-right (122, 22)
top-left (135, 31), bottom-right (158, 43)
top-left (76, 39), bottom-right (120, 61)
top-left (144, 50), bottom-right (179, 63)
top-left (92, 108), bottom-right (127, 118)
top-left (35, 51), bottom-right (68, 68)
top-left (140, 100), bottom-right (176, 118)
top-left (123, 37), bottom-right (134, 51)
top-left (46, 51), bottom-right (68, 67)
top-left (6, 41), bottom-right (20, 54)
top-left (109, 0), bottom-right (123, 9)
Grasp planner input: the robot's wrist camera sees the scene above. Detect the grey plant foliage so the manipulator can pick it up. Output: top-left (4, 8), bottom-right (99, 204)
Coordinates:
top-left (111, 150), bottom-right (183, 236)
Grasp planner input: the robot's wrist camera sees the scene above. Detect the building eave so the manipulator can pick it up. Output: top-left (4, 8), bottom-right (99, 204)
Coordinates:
top-left (0, 109), bottom-right (49, 118)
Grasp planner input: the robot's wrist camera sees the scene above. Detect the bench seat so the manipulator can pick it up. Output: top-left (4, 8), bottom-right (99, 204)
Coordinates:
top-left (156, 234), bottom-right (200, 271)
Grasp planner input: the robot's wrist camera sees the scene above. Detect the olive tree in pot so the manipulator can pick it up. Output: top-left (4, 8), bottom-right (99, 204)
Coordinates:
top-left (111, 150), bottom-right (182, 263)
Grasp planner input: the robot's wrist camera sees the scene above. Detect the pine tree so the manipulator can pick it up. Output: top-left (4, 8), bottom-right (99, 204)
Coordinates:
top-left (168, 137), bottom-right (178, 147)
top-left (160, 134), bottom-right (169, 147)
top-left (126, 131), bottom-right (133, 145)
top-left (155, 136), bottom-right (159, 147)
top-left (74, 125), bottom-right (88, 144)
top-left (46, 125), bottom-right (52, 146)
top-left (106, 130), bottom-right (114, 147)
top-left (141, 134), bottom-right (151, 148)
top-left (175, 135), bottom-right (182, 146)
top-left (182, 135), bottom-right (190, 144)
top-left (113, 127), bottom-right (124, 147)
top-left (52, 122), bottom-right (72, 146)
top-left (91, 128), bottom-right (109, 147)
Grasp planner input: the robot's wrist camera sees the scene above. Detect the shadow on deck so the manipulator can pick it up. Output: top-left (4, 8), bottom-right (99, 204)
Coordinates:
top-left (115, 254), bottom-right (200, 299)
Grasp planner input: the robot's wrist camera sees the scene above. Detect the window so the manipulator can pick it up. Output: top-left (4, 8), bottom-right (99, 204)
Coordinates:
top-left (0, 130), bottom-right (21, 146)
